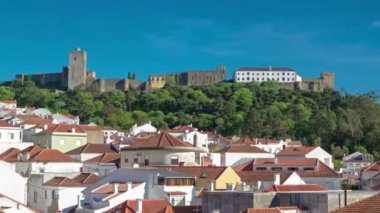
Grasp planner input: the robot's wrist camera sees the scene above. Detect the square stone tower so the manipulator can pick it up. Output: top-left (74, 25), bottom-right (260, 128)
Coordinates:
top-left (68, 48), bottom-right (87, 90)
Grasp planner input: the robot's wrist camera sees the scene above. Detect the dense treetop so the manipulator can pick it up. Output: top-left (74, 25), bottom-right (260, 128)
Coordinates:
top-left (2, 77), bottom-right (380, 159)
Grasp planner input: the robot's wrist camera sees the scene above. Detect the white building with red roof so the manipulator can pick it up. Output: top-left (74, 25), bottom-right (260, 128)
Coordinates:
top-left (129, 121), bottom-right (157, 137)
top-left (276, 146), bottom-right (333, 169)
top-left (0, 100), bottom-right (17, 110)
top-left (120, 133), bottom-right (206, 167)
top-left (83, 153), bottom-right (120, 177)
top-left (14, 146), bottom-right (82, 177)
top-left (0, 193), bottom-right (39, 213)
top-left (360, 161), bottom-right (380, 190)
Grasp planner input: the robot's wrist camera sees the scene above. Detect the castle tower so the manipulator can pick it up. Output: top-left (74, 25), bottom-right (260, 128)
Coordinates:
top-left (320, 72), bottom-right (335, 90)
top-left (68, 48), bottom-right (87, 90)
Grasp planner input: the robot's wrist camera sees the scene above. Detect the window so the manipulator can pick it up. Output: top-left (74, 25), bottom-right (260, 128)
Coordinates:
top-left (256, 167), bottom-right (267, 171)
top-left (59, 140), bottom-right (65, 145)
top-left (144, 158), bottom-right (149, 166)
top-left (247, 77), bottom-right (250, 80)
top-left (247, 72), bottom-right (249, 75)
top-left (171, 156), bottom-right (179, 165)
top-left (8, 133), bottom-right (14, 140)
top-left (134, 157), bottom-right (138, 163)
top-left (45, 190), bottom-right (47, 199)
top-left (170, 195), bottom-right (185, 206)
top-left (271, 167), bottom-right (282, 171)
top-left (303, 167), bottom-right (315, 171)
top-left (282, 77), bottom-right (285, 81)
top-left (242, 78), bottom-right (245, 81)
top-left (237, 78), bottom-right (240, 81)
top-left (288, 167), bottom-right (299, 171)
top-left (76, 140), bottom-right (81, 145)
top-left (124, 158), bottom-right (129, 163)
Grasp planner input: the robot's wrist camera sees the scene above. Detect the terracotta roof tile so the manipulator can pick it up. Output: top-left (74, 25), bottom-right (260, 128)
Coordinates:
top-left (163, 125), bottom-right (197, 133)
top-left (331, 194), bottom-right (380, 213)
top-left (20, 117), bottom-right (53, 126)
top-left (362, 161), bottom-right (380, 172)
top-left (0, 120), bottom-right (16, 128)
top-left (263, 184), bottom-right (327, 192)
top-left (66, 143), bottom-right (117, 154)
top-left (125, 133), bottom-right (193, 149)
top-left (92, 182), bottom-right (142, 194)
top-left (221, 144), bottom-right (268, 153)
top-left (44, 173), bottom-right (100, 187)
top-left (125, 199), bottom-right (172, 213)
top-left (276, 147), bottom-right (316, 156)
top-left (29, 149), bottom-right (74, 162)
top-left (84, 153), bottom-right (120, 164)
top-left (0, 148), bottom-right (20, 162)
top-left (238, 171), bottom-right (292, 184)
top-left (38, 124), bottom-right (86, 134)
top-left (243, 206), bottom-right (300, 213)
top-left (253, 158), bottom-right (318, 167)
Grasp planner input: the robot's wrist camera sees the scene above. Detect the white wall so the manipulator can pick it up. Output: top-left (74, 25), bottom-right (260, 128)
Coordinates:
top-left (179, 131), bottom-right (208, 151)
top-left (222, 152), bottom-right (273, 166)
top-left (83, 163), bottom-right (118, 177)
top-left (0, 127), bottom-right (23, 143)
top-left (0, 163), bottom-right (27, 204)
top-left (163, 185), bottom-right (194, 205)
top-left (16, 162), bottom-right (82, 177)
top-left (307, 147), bottom-right (333, 168)
top-left (234, 70), bottom-right (299, 83)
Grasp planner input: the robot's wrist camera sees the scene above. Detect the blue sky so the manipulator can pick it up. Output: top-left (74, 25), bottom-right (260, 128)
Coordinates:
top-left (0, 0), bottom-right (379, 93)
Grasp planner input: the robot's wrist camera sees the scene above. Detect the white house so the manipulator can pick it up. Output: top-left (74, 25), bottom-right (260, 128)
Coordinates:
top-left (0, 100), bottom-right (17, 110)
top-left (15, 146), bottom-right (82, 177)
top-left (234, 67), bottom-right (302, 83)
top-left (78, 168), bottom-right (196, 212)
top-left (211, 144), bottom-right (272, 166)
top-left (0, 162), bottom-right (28, 204)
top-left (120, 133), bottom-right (206, 167)
top-left (129, 121), bottom-right (157, 136)
top-left (177, 131), bottom-right (209, 151)
top-left (235, 158), bottom-right (341, 190)
top-left (28, 173), bottom-right (100, 213)
top-left (276, 146), bottom-right (333, 168)
top-left (51, 113), bottom-right (80, 125)
top-left (0, 120), bottom-right (23, 143)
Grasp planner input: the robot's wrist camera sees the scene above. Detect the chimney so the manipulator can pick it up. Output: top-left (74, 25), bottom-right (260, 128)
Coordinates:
top-left (193, 133), bottom-right (198, 147)
top-left (113, 183), bottom-right (119, 193)
top-left (208, 181), bottom-right (214, 192)
top-left (274, 174), bottom-right (280, 185)
top-left (77, 195), bottom-right (81, 207)
top-left (72, 128), bottom-right (76, 133)
top-left (127, 182), bottom-right (132, 191)
top-left (136, 199), bottom-right (143, 213)
top-left (43, 124), bottom-right (48, 130)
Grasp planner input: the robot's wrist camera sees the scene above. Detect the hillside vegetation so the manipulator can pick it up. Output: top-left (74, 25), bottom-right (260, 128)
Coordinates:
top-left (2, 78), bottom-right (380, 159)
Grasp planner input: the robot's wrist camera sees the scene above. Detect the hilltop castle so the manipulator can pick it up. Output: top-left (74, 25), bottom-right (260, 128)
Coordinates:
top-left (15, 48), bottom-right (143, 92)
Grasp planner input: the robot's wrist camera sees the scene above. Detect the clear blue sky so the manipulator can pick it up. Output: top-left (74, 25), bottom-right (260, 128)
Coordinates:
top-left (0, 0), bottom-right (379, 93)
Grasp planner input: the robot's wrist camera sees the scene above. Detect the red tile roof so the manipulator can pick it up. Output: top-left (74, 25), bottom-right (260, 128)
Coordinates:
top-left (66, 143), bottom-right (117, 154)
top-left (263, 184), bottom-right (327, 192)
top-left (276, 147), bottom-right (316, 156)
top-left (84, 153), bottom-right (120, 164)
top-left (243, 206), bottom-right (300, 213)
top-left (331, 194), bottom-right (380, 213)
top-left (124, 199), bottom-right (172, 213)
top-left (362, 161), bottom-right (380, 172)
top-left (163, 125), bottom-right (197, 133)
top-left (221, 144), bottom-right (268, 153)
top-left (44, 173), bottom-right (100, 187)
top-left (0, 148), bottom-right (20, 162)
top-left (20, 117), bottom-right (53, 126)
top-left (238, 171), bottom-right (292, 184)
top-left (19, 146), bottom-right (74, 162)
top-left (253, 158), bottom-right (318, 167)
top-left (126, 133), bottom-right (193, 149)
top-left (92, 182), bottom-right (142, 194)
top-left (38, 124), bottom-right (86, 134)
top-left (0, 120), bottom-right (16, 128)
top-left (29, 149), bottom-right (74, 162)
